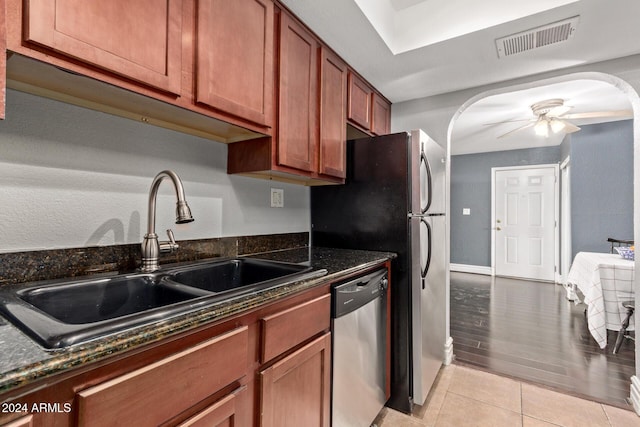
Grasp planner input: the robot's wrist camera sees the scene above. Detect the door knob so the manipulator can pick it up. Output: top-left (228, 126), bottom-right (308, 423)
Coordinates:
top-left (496, 227), bottom-right (502, 231)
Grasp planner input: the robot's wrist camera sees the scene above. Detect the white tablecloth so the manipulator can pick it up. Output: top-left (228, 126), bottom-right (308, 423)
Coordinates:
top-left (566, 252), bottom-right (635, 349)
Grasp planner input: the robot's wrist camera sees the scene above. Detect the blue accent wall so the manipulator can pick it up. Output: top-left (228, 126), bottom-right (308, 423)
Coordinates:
top-left (450, 120), bottom-right (633, 268)
top-left (450, 146), bottom-right (561, 266)
top-left (570, 120), bottom-right (634, 257)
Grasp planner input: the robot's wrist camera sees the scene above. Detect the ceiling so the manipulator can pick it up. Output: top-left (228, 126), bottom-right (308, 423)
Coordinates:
top-left (279, 0), bottom-right (640, 153)
top-left (451, 79), bottom-right (633, 155)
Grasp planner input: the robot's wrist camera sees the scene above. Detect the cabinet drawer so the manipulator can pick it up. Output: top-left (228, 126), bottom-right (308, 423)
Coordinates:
top-left (261, 294), bottom-right (330, 363)
top-left (77, 326), bottom-right (248, 427)
top-left (2, 415), bottom-right (33, 427)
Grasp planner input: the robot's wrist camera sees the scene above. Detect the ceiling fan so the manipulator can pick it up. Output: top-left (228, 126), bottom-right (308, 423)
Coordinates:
top-left (491, 98), bottom-right (633, 139)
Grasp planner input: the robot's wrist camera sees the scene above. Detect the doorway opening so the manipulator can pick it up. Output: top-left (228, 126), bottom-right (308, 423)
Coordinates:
top-left (447, 71), bottom-right (639, 411)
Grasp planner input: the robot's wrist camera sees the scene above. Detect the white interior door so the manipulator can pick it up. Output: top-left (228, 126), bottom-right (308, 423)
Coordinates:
top-left (493, 165), bottom-right (558, 282)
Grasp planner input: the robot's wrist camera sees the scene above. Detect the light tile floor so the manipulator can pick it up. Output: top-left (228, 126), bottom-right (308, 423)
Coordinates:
top-left (375, 365), bottom-right (640, 427)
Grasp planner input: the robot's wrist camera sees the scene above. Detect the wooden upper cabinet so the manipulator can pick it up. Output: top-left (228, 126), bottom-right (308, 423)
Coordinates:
top-left (24, 0), bottom-right (182, 94)
top-left (347, 71), bottom-right (373, 130)
top-left (277, 11), bottom-right (318, 173)
top-left (196, 0), bottom-right (274, 128)
top-left (371, 92), bottom-right (391, 135)
top-left (318, 47), bottom-right (347, 179)
top-left (0, 0), bottom-right (6, 120)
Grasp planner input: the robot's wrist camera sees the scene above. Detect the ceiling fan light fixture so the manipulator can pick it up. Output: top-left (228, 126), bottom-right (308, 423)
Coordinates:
top-left (534, 118), bottom-right (549, 137)
top-left (550, 118), bottom-right (566, 133)
top-left (490, 97), bottom-right (630, 140)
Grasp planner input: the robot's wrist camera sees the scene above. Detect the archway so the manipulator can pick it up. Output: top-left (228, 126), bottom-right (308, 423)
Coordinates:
top-left (445, 72), bottom-right (640, 412)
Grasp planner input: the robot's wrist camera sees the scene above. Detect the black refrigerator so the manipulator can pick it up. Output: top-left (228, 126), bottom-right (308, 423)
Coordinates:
top-left (311, 130), bottom-right (448, 414)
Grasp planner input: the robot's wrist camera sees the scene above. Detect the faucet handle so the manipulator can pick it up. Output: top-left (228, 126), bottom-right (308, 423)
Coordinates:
top-left (159, 229), bottom-right (180, 253)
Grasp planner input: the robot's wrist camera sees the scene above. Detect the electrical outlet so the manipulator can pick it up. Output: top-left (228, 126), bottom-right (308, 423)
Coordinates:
top-left (270, 188), bottom-right (284, 208)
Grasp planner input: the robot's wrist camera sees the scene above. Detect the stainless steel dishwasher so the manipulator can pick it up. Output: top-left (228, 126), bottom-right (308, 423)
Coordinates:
top-left (331, 268), bottom-right (388, 427)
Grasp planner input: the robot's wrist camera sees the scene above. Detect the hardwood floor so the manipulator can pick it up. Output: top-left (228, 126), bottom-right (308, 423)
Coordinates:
top-left (450, 271), bottom-right (636, 409)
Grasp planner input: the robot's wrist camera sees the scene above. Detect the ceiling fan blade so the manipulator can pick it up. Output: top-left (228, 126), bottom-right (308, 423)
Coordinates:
top-left (497, 122), bottom-right (535, 139)
top-left (562, 109), bottom-right (633, 120)
top-left (563, 121), bottom-right (581, 134)
top-left (547, 105), bottom-right (572, 117)
top-left (483, 118), bottom-right (533, 126)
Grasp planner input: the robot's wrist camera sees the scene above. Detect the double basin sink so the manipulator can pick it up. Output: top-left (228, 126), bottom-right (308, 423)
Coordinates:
top-left (0, 258), bottom-right (323, 349)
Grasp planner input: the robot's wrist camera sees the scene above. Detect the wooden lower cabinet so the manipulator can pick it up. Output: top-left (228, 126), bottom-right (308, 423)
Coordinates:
top-left (1, 415), bottom-right (33, 427)
top-left (177, 386), bottom-right (247, 427)
top-left (76, 326), bottom-right (248, 427)
top-left (260, 333), bottom-right (331, 427)
top-left (0, 281), bottom-right (338, 427)
top-left (261, 294), bottom-right (330, 363)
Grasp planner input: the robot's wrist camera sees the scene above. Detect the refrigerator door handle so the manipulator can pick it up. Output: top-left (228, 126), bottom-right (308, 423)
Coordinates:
top-left (421, 218), bottom-right (432, 290)
top-left (408, 213), bottom-right (445, 218)
top-left (420, 149), bottom-right (432, 214)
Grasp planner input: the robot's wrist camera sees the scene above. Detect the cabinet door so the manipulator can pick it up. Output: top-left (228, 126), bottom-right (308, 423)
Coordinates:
top-left (24, 0), bottom-right (182, 94)
top-left (347, 71), bottom-right (373, 130)
top-left (0, 1), bottom-right (5, 120)
top-left (260, 333), bottom-right (331, 427)
top-left (177, 386), bottom-right (247, 427)
top-left (371, 92), bottom-right (391, 135)
top-left (318, 47), bottom-right (347, 179)
top-left (277, 12), bottom-right (318, 173)
top-left (196, 0), bottom-right (274, 128)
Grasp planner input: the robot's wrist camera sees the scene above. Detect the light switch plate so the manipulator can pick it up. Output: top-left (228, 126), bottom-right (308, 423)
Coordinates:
top-left (463, 208), bottom-right (471, 215)
top-left (271, 188), bottom-right (284, 208)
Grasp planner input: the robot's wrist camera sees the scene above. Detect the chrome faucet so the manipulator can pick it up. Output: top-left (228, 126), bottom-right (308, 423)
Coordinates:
top-left (140, 170), bottom-right (194, 272)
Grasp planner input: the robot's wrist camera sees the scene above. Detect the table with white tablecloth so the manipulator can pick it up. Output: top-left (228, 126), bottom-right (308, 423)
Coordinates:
top-left (565, 252), bottom-right (635, 349)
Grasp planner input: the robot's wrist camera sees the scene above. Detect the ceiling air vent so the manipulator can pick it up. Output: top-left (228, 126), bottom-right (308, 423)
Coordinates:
top-left (495, 16), bottom-right (579, 58)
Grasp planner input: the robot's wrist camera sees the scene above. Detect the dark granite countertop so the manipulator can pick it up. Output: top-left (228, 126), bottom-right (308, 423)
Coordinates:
top-left (0, 247), bottom-right (395, 396)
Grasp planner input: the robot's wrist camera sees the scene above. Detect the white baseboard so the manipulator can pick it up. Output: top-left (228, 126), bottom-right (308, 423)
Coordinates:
top-left (631, 376), bottom-right (640, 415)
top-left (443, 337), bottom-right (454, 366)
top-left (450, 263), bottom-right (492, 275)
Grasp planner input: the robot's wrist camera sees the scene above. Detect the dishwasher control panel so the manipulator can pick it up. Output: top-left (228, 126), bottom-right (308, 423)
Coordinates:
top-left (331, 268), bottom-right (388, 318)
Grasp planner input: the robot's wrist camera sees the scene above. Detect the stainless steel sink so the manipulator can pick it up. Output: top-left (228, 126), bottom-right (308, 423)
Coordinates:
top-left (0, 258), bottom-right (322, 349)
